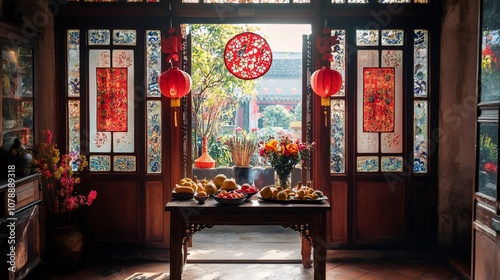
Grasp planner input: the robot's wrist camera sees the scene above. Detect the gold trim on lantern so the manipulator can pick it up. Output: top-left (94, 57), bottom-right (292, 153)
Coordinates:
top-left (321, 96), bottom-right (330, 107)
top-left (170, 98), bottom-right (181, 107)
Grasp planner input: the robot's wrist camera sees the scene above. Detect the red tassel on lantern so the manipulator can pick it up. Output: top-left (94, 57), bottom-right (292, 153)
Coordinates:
top-left (159, 67), bottom-right (192, 127)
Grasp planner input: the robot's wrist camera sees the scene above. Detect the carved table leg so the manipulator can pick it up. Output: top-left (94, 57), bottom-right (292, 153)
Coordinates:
top-left (170, 213), bottom-right (185, 280)
top-left (182, 237), bottom-right (190, 264)
top-left (301, 236), bottom-right (312, 268)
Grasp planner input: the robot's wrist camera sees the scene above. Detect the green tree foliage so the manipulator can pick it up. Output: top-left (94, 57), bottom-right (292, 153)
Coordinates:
top-left (261, 105), bottom-right (293, 129)
top-left (190, 24), bottom-right (258, 140)
top-left (292, 101), bottom-right (302, 122)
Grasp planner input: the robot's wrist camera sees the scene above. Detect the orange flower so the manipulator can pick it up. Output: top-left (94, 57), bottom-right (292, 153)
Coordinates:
top-left (265, 139), bottom-right (278, 152)
top-left (286, 143), bottom-right (299, 156)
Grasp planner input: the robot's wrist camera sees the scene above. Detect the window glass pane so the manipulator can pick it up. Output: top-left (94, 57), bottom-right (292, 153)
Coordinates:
top-left (478, 122), bottom-right (498, 198)
top-left (330, 99), bottom-right (345, 173)
top-left (480, 0), bottom-right (500, 104)
top-left (89, 155), bottom-right (111, 171)
top-left (68, 100), bottom-right (81, 155)
top-left (381, 50), bottom-right (403, 153)
top-left (17, 47), bottom-right (33, 98)
top-left (113, 29), bottom-right (137, 46)
top-left (414, 29), bottom-right (428, 97)
top-left (88, 29), bottom-right (111, 45)
top-left (68, 29), bottom-right (80, 97)
top-left (146, 30), bottom-right (161, 97)
top-left (381, 156), bottom-right (404, 172)
top-left (356, 30), bottom-right (379, 46)
top-left (331, 30), bottom-right (346, 96)
top-left (147, 101), bottom-right (162, 173)
top-left (414, 100), bottom-right (428, 173)
top-left (112, 50), bottom-right (135, 153)
top-left (381, 30), bottom-right (404, 46)
top-left (357, 156), bottom-right (379, 172)
top-left (190, 24), bottom-right (309, 167)
top-left (357, 50), bottom-right (379, 153)
top-left (89, 49), bottom-right (112, 152)
top-left (114, 155), bottom-right (137, 172)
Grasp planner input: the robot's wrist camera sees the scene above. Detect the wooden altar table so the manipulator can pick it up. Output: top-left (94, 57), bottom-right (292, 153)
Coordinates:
top-left (165, 196), bottom-right (330, 280)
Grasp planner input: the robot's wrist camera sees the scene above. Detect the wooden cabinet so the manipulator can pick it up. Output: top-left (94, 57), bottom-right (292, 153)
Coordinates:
top-left (0, 173), bottom-right (43, 280)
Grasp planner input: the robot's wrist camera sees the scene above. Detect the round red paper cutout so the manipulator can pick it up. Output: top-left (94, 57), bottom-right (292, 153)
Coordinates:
top-left (224, 32), bottom-right (273, 80)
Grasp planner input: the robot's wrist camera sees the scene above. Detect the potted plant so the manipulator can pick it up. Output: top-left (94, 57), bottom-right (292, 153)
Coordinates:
top-left (224, 127), bottom-right (259, 185)
top-left (32, 130), bottom-right (97, 271)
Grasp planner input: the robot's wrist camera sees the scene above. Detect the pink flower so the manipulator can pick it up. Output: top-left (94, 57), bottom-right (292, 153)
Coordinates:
top-left (87, 190), bottom-right (97, 206)
top-left (485, 162), bottom-right (497, 174)
top-left (33, 130), bottom-right (97, 226)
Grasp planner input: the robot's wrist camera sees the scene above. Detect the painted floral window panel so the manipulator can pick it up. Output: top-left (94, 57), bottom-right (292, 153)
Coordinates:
top-left (68, 100), bottom-right (81, 157)
top-left (89, 49), bottom-right (112, 153)
top-left (478, 122), bottom-right (498, 198)
top-left (382, 30), bottom-right (404, 46)
top-left (357, 156), bottom-right (379, 172)
top-left (114, 156), bottom-right (137, 172)
top-left (357, 50), bottom-right (379, 153)
top-left (414, 100), bottom-right (428, 173)
top-left (356, 30), bottom-right (379, 46)
top-left (113, 30), bottom-right (137, 46)
top-left (146, 30), bottom-right (161, 97)
top-left (147, 101), bottom-right (162, 173)
top-left (89, 155), bottom-right (111, 172)
top-left (381, 156), bottom-right (403, 172)
top-left (112, 50), bottom-right (135, 153)
top-left (331, 30), bottom-right (346, 96)
top-left (331, 99), bottom-right (345, 173)
top-left (96, 68), bottom-right (128, 132)
top-left (363, 67), bottom-right (395, 133)
top-left (381, 50), bottom-right (403, 153)
top-left (88, 29), bottom-right (111, 45)
top-left (414, 29), bottom-right (428, 97)
top-left (67, 29), bottom-right (80, 97)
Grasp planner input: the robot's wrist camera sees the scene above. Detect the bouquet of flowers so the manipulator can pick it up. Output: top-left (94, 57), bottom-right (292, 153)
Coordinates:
top-left (224, 127), bottom-right (259, 167)
top-left (258, 135), bottom-right (315, 188)
top-left (33, 130), bottom-right (97, 226)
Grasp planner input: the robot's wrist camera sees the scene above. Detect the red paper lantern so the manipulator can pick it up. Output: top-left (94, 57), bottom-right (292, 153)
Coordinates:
top-left (310, 66), bottom-right (342, 106)
top-left (159, 67), bottom-right (192, 101)
top-left (159, 67), bottom-right (192, 126)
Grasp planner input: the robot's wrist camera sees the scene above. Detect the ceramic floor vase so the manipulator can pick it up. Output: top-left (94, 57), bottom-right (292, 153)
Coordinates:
top-left (46, 224), bottom-right (83, 272)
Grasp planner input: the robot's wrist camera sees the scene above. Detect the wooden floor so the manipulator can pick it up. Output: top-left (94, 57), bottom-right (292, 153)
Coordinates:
top-left (41, 225), bottom-right (466, 280)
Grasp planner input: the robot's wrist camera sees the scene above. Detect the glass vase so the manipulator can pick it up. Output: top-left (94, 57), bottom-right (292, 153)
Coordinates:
top-left (275, 172), bottom-right (291, 189)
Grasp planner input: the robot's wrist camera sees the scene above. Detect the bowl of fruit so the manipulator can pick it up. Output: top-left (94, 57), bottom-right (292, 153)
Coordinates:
top-left (213, 190), bottom-right (247, 205)
top-left (171, 184), bottom-right (195, 200)
top-left (235, 183), bottom-right (260, 201)
top-left (194, 191), bottom-right (209, 204)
